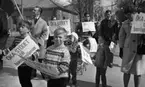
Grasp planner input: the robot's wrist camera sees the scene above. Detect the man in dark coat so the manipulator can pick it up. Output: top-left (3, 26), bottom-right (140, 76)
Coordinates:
top-left (99, 10), bottom-right (118, 46)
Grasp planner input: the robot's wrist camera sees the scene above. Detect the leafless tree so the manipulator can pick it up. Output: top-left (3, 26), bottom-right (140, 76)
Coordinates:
top-left (72, 0), bottom-right (94, 22)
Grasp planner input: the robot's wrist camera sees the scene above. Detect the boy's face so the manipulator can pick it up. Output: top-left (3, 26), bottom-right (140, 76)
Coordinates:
top-left (19, 24), bottom-right (29, 35)
top-left (84, 14), bottom-right (90, 21)
top-left (54, 30), bottom-right (66, 46)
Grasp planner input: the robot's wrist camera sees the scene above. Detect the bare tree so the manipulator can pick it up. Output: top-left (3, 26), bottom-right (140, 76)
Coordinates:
top-left (72, 0), bottom-right (94, 22)
top-left (93, 0), bottom-right (104, 21)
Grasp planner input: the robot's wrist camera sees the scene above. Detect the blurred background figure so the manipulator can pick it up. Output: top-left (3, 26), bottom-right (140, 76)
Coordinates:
top-left (30, 6), bottom-right (48, 79)
top-left (0, 8), bottom-right (8, 70)
top-left (99, 10), bottom-right (118, 46)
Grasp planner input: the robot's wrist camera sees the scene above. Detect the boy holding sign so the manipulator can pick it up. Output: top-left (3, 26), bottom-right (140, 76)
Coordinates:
top-left (41, 27), bottom-right (70, 87)
top-left (0, 20), bottom-right (34, 87)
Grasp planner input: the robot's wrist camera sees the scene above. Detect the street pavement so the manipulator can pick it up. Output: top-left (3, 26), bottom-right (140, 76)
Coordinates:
top-left (0, 44), bottom-right (145, 87)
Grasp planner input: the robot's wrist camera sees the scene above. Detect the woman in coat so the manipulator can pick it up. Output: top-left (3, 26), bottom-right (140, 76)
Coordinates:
top-left (119, 9), bottom-right (145, 87)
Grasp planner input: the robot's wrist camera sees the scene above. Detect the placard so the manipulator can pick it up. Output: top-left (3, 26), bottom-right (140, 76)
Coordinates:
top-left (22, 49), bottom-right (65, 77)
top-left (131, 13), bottom-right (145, 34)
top-left (82, 22), bottom-right (96, 32)
top-left (2, 35), bottom-right (39, 69)
top-left (48, 19), bottom-right (71, 36)
top-left (23, 58), bottom-right (58, 78)
top-left (78, 42), bottom-right (93, 64)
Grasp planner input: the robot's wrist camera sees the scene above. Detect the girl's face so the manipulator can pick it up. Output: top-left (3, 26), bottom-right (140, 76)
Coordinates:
top-left (53, 30), bottom-right (66, 46)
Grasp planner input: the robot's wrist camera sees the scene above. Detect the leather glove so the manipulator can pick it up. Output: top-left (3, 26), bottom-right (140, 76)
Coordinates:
top-left (119, 48), bottom-right (123, 59)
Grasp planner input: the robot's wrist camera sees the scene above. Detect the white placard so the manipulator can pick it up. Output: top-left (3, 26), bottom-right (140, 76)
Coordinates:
top-left (23, 58), bottom-right (58, 78)
top-left (2, 35), bottom-right (39, 69)
top-left (78, 42), bottom-right (93, 64)
top-left (131, 12), bottom-right (145, 34)
top-left (22, 49), bottom-right (65, 77)
top-left (82, 22), bottom-right (96, 32)
top-left (48, 19), bottom-right (71, 36)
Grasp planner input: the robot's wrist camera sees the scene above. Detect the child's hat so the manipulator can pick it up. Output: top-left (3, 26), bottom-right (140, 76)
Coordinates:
top-left (71, 32), bottom-right (78, 40)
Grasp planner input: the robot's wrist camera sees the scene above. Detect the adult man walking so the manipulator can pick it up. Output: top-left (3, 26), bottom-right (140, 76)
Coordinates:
top-left (31, 6), bottom-right (48, 78)
top-left (99, 10), bottom-right (118, 46)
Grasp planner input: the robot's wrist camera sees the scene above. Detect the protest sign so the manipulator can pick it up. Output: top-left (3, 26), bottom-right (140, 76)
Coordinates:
top-left (22, 49), bottom-right (65, 77)
top-left (23, 58), bottom-right (58, 78)
top-left (82, 22), bottom-right (96, 32)
top-left (78, 42), bottom-right (93, 64)
top-left (131, 12), bottom-right (145, 34)
top-left (48, 19), bottom-right (71, 36)
top-left (2, 35), bottom-right (39, 69)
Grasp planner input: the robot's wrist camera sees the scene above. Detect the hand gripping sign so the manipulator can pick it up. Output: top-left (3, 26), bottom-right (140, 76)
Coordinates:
top-left (2, 35), bottom-right (39, 69)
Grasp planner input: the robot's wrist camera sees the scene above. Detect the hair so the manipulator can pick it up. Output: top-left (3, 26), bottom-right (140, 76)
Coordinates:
top-left (105, 10), bottom-right (111, 15)
top-left (18, 19), bottom-right (32, 30)
top-left (54, 27), bottom-right (68, 36)
top-left (35, 6), bottom-right (43, 14)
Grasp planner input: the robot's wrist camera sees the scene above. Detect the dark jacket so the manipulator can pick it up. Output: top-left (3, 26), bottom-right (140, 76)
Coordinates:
top-left (94, 44), bottom-right (113, 68)
top-left (0, 8), bottom-right (8, 37)
top-left (99, 18), bottom-right (118, 42)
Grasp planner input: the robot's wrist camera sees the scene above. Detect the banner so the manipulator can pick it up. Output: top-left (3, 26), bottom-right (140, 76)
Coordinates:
top-left (82, 22), bottom-right (96, 32)
top-left (131, 13), bottom-right (145, 34)
top-left (2, 35), bottom-right (39, 69)
top-left (78, 42), bottom-right (93, 64)
top-left (22, 58), bottom-right (58, 78)
top-left (48, 19), bottom-right (71, 36)
top-left (22, 49), bottom-right (65, 77)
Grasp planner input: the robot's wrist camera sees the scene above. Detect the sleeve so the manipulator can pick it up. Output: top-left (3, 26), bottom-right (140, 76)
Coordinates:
top-left (57, 49), bottom-right (70, 74)
top-left (2, 38), bottom-right (16, 56)
top-left (98, 20), bottom-right (104, 36)
top-left (37, 21), bottom-right (48, 46)
top-left (75, 22), bottom-right (82, 34)
top-left (1, 12), bottom-right (8, 33)
top-left (9, 38), bottom-right (16, 50)
top-left (112, 21), bottom-right (118, 41)
top-left (104, 46), bottom-right (113, 67)
top-left (119, 23), bottom-right (126, 48)
top-left (41, 21), bottom-right (49, 40)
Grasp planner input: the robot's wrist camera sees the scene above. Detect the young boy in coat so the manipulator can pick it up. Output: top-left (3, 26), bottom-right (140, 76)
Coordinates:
top-left (94, 36), bottom-right (113, 87)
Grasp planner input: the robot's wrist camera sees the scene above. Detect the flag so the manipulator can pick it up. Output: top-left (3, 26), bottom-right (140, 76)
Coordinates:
top-left (0, 0), bottom-right (15, 16)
